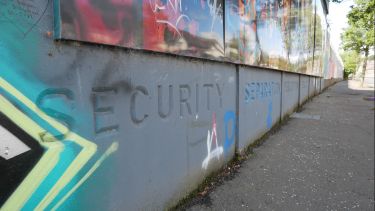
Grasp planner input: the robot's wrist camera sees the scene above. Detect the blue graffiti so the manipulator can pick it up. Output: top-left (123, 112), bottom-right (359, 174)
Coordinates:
top-left (224, 111), bottom-right (236, 153)
top-left (266, 101), bottom-right (273, 129)
top-left (245, 81), bottom-right (280, 104)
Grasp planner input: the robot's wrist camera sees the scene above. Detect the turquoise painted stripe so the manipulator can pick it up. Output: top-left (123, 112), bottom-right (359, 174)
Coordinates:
top-left (45, 152), bottom-right (103, 210)
top-left (0, 88), bottom-right (73, 142)
top-left (0, 88), bottom-right (93, 210)
top-left (22, 141), bottom-right (81, 210)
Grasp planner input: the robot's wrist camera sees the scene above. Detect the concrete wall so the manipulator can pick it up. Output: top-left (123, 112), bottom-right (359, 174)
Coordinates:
top-left (238, 67), bottom-right (282, 152)
top-left (281, 73), bottom-right (300, 119)
top-left (299, 75), bottom-right (310, 105)
top-left (323, 78), bottom-right (341, 90)
top-left (0, 43), bottom-right (330, 210)
top-left (309, 77), bottom-right (316, 97)
top-left (1, 46), bottom-right (238, 210)
top-left (1, 0), bottom-right (339, 209)
top-left (315, 77), bottom-right (321, 94)
top-left (65, 52), bottom-right (237, 210)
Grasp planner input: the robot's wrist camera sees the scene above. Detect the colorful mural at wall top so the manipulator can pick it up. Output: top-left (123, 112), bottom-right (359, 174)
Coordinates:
top-left (55, 0), bottom-right (333, 77)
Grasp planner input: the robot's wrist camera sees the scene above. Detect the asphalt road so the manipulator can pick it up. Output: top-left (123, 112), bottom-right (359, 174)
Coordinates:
top-left (187, 80), bottom-right (374, 211)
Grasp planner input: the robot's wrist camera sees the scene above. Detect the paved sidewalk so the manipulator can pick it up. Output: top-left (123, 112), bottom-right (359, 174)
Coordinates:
top-left (187, 81), bottom-right (374, 211)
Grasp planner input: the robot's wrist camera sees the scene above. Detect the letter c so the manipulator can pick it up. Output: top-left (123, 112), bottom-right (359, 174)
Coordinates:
top-left (130, 86), bottom-right (149, 124)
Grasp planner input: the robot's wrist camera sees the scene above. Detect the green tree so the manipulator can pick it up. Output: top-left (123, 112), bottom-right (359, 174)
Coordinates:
top-left (340, 50), bottom-right (360, 78)
top-left (341, 0), bottom-right (375, 82)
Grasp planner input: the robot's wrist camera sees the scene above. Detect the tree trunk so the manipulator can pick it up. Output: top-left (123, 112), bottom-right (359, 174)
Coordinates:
top-left (361, 48), bottom-right (369, 87)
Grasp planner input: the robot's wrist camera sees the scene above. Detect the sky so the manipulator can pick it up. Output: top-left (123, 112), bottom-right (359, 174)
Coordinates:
top-left (327, 0), bottom-right (355, 53)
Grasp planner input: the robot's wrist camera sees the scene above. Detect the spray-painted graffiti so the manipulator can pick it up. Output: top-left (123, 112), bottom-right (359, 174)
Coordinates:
top-left (0, 78), bottom-right (119, 210)
top-left (244, 81), bottom-right (280, 129)
top-left (223, 110), bottom-right (235, 153)
top-left (0, 125), bottom-right (30, 160)
top-left (1, 0), bottom-right (343, 209)
top-left (0, 111), bottom-right (44, 205)
top-left (202, 112), bottom-right (223, 169)
top-left (56, 0), bottom-right (138, 46)
top-left (54, 0), bottom-right (334, 77)
top-left (57, 0), bottom-right (224, 59)
top-left (266, 101), bottom-right (273, 129)
top-left (143, 0), bottom-right (225, 58)
top-left (145, 0), bottom-right (190, 38)
top-left (36, 88), bottom-right (75, 142)
top-left (225, 0), bottom-right (261, 64)
top-left (245, 81), bottom-right (281, 104)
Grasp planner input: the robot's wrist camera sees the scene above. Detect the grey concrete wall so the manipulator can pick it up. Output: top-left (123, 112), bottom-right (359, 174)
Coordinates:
top-left (309, 77), bottom-right (316, 97)
top-left (324, 79), bottom-right (334, 88)
top-left (238, 67), bottom-right (282, 152)
top-left (299, 75), bottom-right (310, 105)
top-left (322, 78), bottom-right (344, 91)
top-left (0, 0), bottom-right (238, 206)
top-left (10, 47), bottom-right (237, 210)
top-left (76, 52), bottom-right (237, 210)
top-left (0, 0), bottom-right (334, 209)
top-left (315, 77), bottom-right (321, 94)
top-left (281, 72), bottom-right (300, 119)
top-left (317, 78), bottom-right (323, 93)
top-left (323, 79), bottom-right (330, 89)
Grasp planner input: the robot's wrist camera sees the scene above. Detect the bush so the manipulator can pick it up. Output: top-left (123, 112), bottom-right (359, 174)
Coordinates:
top-left (341, 51), bottom-right (360, 79)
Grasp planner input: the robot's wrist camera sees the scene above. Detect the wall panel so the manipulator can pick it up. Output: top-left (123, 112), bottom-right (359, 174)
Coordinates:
top-left (281, 72), bottom-right (299, 118)
top-left (238, 67), bottom-right (281, 151)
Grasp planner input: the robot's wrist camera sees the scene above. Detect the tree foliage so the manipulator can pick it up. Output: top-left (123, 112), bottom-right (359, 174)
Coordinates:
top-left (340, 50), bottom-right (359, 78)
top-left (341, 0), bottom-right (374, 54)
top-left (341, 0), bottom-right (374, 82)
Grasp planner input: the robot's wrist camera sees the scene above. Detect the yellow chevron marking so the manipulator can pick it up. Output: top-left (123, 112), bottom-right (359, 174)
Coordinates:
top-left (0, 77), bottom-right (97, 210)
top-left (52, 142), bottom-right (119, 210)
top-left (0, 95), bottom-right (63, 211)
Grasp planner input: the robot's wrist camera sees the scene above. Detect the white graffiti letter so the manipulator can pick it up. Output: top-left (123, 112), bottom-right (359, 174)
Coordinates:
top-left (202, 112), bottom-right (223, 169)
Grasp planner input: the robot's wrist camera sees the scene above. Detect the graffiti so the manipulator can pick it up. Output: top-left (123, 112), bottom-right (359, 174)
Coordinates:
top-left (266, 101), bottom-right (273, 129)
top-left (146, 0), bottom-right (189, 38)
top-left (36, 88), bottom-right (75, 142)
top-left (146, 0), bottom-right (190, 37)
top-left (0, 110), bottom-right (44, 205)
top-left (225, 0), bottom-right (260, 63)
top-left (143, 0), bottom-right (224, 58)
top-left (53, 0), bottom-right (338, 77)
top-left (1, 0), bottom-right (344, 209)
top-left (51, 141), bottom-right (119, 210)
top-left (225, 0), bottom-right (291, 67)
top-left (0, 126), bottom-right (30, 160)
top-left (56, 0), bottom-right (224, 59)
top-left (223, 110), bottom-right (235, 153)
top-left (0, 0), bottom-right (50, 36)
top-left (202, 112), bottom-right (223, 169)
top-left (244, 81), bottom-right (279, 129)
top-left (57, 0), bottom-right (137, 46)
top-left (0, 78), bottom-right (118, 210)
top-left (245, 81), bottom-right (280, 103)
top-left (207, 0), bottom-right (222, 32)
